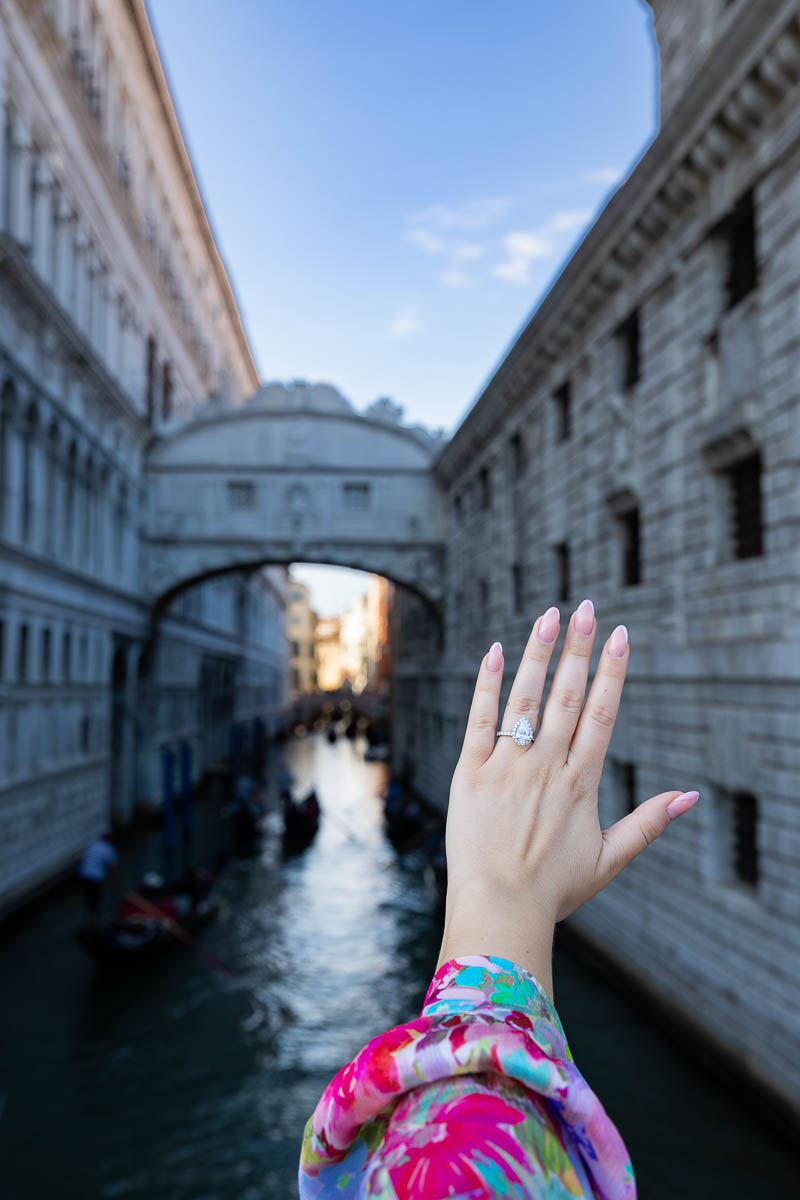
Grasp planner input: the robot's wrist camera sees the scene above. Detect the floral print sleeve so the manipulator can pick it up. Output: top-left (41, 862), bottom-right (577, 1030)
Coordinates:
top-left (299, 954), bottom-right (636, 1199)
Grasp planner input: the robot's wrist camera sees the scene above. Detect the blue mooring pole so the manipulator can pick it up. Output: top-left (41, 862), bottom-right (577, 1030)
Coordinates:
top-left (179, 741), bottom-right (193, 860)
top-left (162, 745), bottom-right (176, 875)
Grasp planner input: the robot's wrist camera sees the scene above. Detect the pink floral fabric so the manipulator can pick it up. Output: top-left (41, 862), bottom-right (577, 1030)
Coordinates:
top-left (299, 955), bottom-right (636, 1198)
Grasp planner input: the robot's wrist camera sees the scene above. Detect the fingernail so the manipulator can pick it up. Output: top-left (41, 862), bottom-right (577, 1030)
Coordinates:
top-left (486, 641), bottom-right (503, 672)
top-left (537, 607), bottom-right (560, 643)
top-left (607, 624), bottom-right (629, 657)
top-left (666, 790), bottom-right (700, 820)
top-left (575, 598), bottom-right (594, 635)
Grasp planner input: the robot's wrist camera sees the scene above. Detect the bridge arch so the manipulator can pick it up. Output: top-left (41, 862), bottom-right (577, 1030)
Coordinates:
top-left (143, 383), bottom-right (447, 612)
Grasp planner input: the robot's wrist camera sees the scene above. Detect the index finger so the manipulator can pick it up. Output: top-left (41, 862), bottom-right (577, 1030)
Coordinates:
top-left (458, 641), bottom-right (504, 770)
top-left (565, 624), bottom-right (629, 788)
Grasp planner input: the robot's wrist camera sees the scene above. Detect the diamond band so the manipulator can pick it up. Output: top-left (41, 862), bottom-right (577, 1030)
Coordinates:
top-left (496, 717), bottom-right (535, 747)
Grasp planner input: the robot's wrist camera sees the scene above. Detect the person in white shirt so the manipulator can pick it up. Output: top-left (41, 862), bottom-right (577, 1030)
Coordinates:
top-left (78, 833), bottom-right (120, 925)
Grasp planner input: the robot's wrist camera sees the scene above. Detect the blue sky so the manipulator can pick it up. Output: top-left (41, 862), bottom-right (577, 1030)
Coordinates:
top-left (148, 0), bottom-right (657, 616)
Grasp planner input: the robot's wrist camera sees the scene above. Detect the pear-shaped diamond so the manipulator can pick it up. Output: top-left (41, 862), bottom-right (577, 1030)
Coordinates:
top-left (512, 717), bottom-right (534, 746)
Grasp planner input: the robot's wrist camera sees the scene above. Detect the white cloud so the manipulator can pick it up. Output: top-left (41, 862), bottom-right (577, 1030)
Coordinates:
top-left (544, 209), bottom-right (593, 234)
top-left (583, 167), bottom-right (623, 186)
top-left (405, 227), bottom-right (445, 255)
top-left (441, 268), bottom-right (472, 288)
top-left (389, 306), bottom-right (423, 337)
top-left (453, 242), bottom-right (485, 261)
top-left (491, 211), bottom-right (592, 286)
top-left (409, 196), bottom-right (512, 234)
top-left (492, 231), bottom-right (553, 286)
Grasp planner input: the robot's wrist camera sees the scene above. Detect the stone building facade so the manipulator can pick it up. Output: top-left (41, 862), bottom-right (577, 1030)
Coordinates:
top-left (393, 0), bottom-right (800, 1113)
top-left (0, 0), bottom-right (286, 915)
top-left (287, 577), bottom-right (318, 697)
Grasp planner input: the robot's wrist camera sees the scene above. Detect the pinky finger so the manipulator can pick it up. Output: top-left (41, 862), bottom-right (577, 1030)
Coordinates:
top-left (596, 789), bottom-right (700, 887)
top-left (459, 642), bottom-right (504, 770)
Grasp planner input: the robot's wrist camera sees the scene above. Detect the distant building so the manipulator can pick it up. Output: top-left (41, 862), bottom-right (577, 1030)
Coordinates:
top-left (315, 617), bottom-right (342, 691)
top-left (364, 575), bottom-right (392, 692)
top-left (0, 0), bottom-right (286, 915)
top-left (339, 575), bottom-right (392, 694)
top-left (287, 579), bottom-right (317, 696)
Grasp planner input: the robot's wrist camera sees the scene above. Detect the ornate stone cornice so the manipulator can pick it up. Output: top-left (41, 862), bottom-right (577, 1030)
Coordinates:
top-left (436, 0), bottom-right (800, 486)
top-left (10, 0), bottom-right (258, 394)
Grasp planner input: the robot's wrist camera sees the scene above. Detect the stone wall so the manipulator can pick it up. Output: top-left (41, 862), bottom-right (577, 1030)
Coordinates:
top-left (0, 0), bottom-right (286, 916)
top-left (393, 0), bottom-right (800, 1112)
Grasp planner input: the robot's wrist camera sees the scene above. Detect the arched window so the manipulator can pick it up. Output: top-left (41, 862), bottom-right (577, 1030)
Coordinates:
top-left (44, 420), bottom-right (59, 554)
top-left (114, 482), bottom-right (127, 575)
top-left (82, 454), bottom-right (94, 565)
top-left (146, 334), bottom-right (157, 424)
top-left (63, 440), bottom-right (77, 560)
top-left (20, 401), bottom-right (39, 545)
top-left (0, 379), bottom-right (16, 534)
top-left (162, 360), bottom-right (173, 421)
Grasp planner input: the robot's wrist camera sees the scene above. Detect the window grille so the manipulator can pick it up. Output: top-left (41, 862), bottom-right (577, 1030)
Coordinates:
top-left (619, 507), bottom-right (641, 586)
top-left (720, 190), bottom-right (758, 310)
top-left (17, 623), bottom-right (28, 682)
top-left (724, 452), bottom-right (763, 559)
top-left (509, 431), bottom-right (526, 477)
top-left (41, 628), bottom-right (51, 682)
top-left (555, 541), bottom-right (570, 603)
top-left (616, 310), bottom-right (641, 391)
top-left (554, 381), bottom-right (572, 442)
top-left (343, 482), bottom-right (371, 510)
top-left (733, 791), bottom-right (758, 887)
top-left (227, 481), bottom-right (256, 510)
top-left (621, 761), bottom-right (636, 813)
top-left (146, 335), bottom-right (157, 425)
top-left (162, 361), bottom-right (173, 422)
top-left (479, 466), bottom-right (490, 510)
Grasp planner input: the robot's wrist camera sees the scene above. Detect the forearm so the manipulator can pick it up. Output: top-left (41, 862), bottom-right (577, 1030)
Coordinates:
top-left (437, 879), bottom-right (556, 1002)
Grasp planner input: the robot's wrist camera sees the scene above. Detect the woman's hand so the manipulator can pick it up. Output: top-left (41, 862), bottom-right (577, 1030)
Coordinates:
top-left (438, 599), bottom-right (699, 998)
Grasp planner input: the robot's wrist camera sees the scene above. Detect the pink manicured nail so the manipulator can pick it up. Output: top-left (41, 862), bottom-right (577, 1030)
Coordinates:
top-left (666, 791), bottom-right (700, 820)
top-left (575, 598), bottom-right (594, 635)
top-left (486, 641), bottom-right (503, 672)
top-left (607, 625), bottom-right (629, 657)
top-left (537, 607), bottom-right (560, 643)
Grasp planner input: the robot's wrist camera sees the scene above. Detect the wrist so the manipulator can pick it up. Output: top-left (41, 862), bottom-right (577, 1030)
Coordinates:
top-left (438, 878), bottom-right (556, 1000)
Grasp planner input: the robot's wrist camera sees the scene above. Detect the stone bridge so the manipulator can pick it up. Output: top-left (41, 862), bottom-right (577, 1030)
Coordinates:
top-left (144, 383), bottom-right (447, 611)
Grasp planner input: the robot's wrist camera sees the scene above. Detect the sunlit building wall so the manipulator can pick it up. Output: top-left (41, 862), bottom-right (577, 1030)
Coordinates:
top-left (364, 574), bottom-right (392, 693)
top-left (0, 0), bottom-right (286, 914)
top-left (287, 578), bottom-right (317, 697)
top-left (393, 0), bottom-right (800, 1113)
top-left (338, 576), bottom-right (393, 694)
top-left (315, 617), bottom-right (343, 692)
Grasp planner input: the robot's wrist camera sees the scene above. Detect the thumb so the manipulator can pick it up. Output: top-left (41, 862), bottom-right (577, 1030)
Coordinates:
top-left (597, 789), bottom-right (700, 885)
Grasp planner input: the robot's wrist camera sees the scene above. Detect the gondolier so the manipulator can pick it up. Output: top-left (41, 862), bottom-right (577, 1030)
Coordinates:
top-left (78, 833), bottom-right (120, 927)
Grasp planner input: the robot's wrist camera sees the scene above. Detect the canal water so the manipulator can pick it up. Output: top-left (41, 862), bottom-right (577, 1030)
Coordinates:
top-left (1, 732), bottom-right (797, 1198)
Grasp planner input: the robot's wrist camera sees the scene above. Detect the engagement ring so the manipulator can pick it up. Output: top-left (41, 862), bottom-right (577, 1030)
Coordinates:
top-left (496, 717), bottom-right (535, 747)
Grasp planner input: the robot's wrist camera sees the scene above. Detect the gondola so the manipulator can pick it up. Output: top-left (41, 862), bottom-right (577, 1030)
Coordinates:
top-left (77, 863), bottom-right (221, 966)
top-left (222, 777), bottom-right (267, 850)
top-left (282, 789), bottom-right (321, 855)
top-left (383, 781), bottom-right (425, 848)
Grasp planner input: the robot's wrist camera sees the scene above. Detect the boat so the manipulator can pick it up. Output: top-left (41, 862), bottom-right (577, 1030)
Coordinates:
top-left (77, 862), bottom-right (222, 966)
top-left (282, 788), bottom-right (321, 855)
